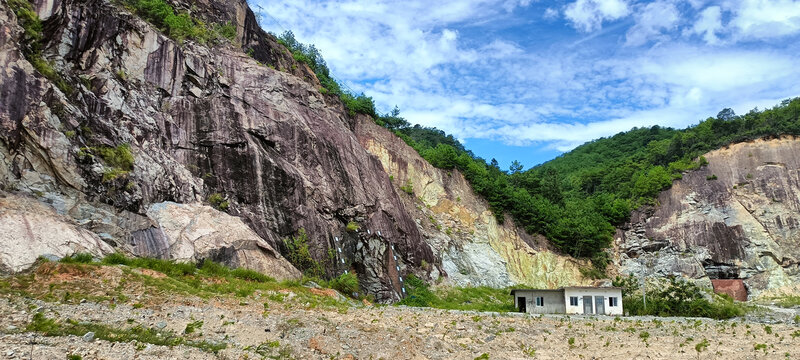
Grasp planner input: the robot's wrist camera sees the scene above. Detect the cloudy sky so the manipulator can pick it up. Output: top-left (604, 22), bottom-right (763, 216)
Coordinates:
top-left (251, 0), bottom-right (800, 169)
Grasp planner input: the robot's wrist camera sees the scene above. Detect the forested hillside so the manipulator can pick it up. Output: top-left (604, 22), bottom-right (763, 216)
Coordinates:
top-left (276, 30), bottom-right (800, 270)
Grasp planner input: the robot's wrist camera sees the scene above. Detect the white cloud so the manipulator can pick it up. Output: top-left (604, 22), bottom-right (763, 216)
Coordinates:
top-left (543, 7), bottom-right (559, 19)
top-left (625, 0), bottom-right (681, 46)
top-left (564, 0), bottom-right (631, 32)
top-left (729, 0), bottom-right (800, 39)
top-left (253, 0), bottom-right (800, 159)
top-left (689, 6), bottom-right (723, 44)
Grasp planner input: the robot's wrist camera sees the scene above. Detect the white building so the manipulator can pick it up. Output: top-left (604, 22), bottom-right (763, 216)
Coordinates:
top-left (510, 286), bottom-right (623, 315)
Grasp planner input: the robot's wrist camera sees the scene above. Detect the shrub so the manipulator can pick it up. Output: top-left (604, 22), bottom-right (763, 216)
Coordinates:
top-left (214, 22), bottom-right (237, 41)
top-left (282, 229), bottom-right (324, 277)
top-left (346, 221), bottom-right (359, 232)
top-left (94, 144), bottom-right (134, 171)
top-left (329, 273), bottom-right (359, 296)
top-left (207, 193), bottom-right (229, 211)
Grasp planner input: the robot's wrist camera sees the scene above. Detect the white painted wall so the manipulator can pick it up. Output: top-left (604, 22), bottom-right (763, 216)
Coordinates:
top-left (563, 288), bottom-right (623, 315)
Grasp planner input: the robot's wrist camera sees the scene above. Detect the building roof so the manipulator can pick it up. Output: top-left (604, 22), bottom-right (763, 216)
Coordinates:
top-left (509, 287), bottom-right (622, 295)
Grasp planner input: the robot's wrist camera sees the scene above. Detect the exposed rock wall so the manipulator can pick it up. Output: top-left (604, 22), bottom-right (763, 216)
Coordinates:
top-left (355, 117), bottom-right (590, 289)
top-left (0, 0), bottom-right (436, 299)
top-left (616, 137), bottom-right (800, 299)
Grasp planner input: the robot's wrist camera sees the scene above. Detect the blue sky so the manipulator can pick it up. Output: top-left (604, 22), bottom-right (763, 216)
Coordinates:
top-left (251, 0), bottom-right (800, 170)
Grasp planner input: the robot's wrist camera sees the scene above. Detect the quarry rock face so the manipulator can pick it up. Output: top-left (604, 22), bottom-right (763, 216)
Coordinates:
top-left (616, 137), bottom-right (800, 299)
top-left (0, 0), bottom-right (434, 300)
top-left (0, 192), bottom-right (114, 272)
top-left (355, 118), bottom-right (591, 289)
top-left (143, 202), bottom-right (300, 280)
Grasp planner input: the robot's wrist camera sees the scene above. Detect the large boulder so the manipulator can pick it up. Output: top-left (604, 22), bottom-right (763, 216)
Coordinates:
top-left (0, 192), bottom-right (114, 273)
top-left (142, 202), bottom-right (300, 280)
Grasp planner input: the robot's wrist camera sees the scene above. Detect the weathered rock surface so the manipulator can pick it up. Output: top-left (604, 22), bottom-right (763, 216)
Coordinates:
top-left (0, 0), bottom-right (433, 300)
top-left (0, 191), bottom-right (113, 272)
top-left (616, 137), bottom-right (800, 299)
top-left (356, 118), bottom-right (590, 289)
top-left (143, 202), bottom-right (300, 280)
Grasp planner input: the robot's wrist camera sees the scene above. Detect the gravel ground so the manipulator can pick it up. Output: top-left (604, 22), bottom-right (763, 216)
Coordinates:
top-left (2, 296), bottom-right (799, 359)
top-left (1, 264), bottom-right (799, 359)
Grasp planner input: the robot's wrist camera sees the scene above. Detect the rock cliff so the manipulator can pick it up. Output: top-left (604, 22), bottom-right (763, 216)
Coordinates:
top-left (616, 137), bottom-right (800, 299)
top-left (0, 0), bottom-right (593, 300)
top-left (0, 0), bottom-right (439, 301)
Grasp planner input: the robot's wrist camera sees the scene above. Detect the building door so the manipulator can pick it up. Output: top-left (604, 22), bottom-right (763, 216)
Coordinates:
top-left (517, 297), bottom-right (526, 313)
top-left (582, 296), bottom-right (593, 314)
top-left (595, 296), bottom-right (605, 315)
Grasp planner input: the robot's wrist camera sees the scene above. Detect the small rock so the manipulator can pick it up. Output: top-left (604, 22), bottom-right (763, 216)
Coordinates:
top-left (484, 335), bottom-right (496, 342)
top-left (155, 321), bottom-right (167, 329)
top-left (456, 324), bottom-right (466, 330)
top-left (83, 332), bottom-right (95, 342)
top-left (6, 325), bottom-right (18, 332)
top-left (189, 86), bottom-right (203, 98)
top-left (80, 299), bottom-right (87, 304)
top-left (41, 254), bottom-right (60, 262)
top-left (341, 344), bottom-right (350, 350)
top-left (6, 350), bottom-right (14, 357)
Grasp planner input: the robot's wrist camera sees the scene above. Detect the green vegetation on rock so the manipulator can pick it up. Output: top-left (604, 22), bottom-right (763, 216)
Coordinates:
top-left (8, 0), bottom-right (73, 95)
top-left (125, 0), bottom-right (238, 44)
top-left (282, 228), bottom-right (324, 278)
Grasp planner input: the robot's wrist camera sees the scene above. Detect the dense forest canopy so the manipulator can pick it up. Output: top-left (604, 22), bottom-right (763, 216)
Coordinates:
top-left (276, 30), bottom-right (800, 271)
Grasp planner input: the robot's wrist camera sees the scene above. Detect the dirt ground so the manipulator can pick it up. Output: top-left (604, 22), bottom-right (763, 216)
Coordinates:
top-left (1, 265), bottom-right (799, 359)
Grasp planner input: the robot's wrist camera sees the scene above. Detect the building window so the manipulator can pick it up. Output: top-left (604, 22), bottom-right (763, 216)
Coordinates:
top-left (535, 297), bottom-right (544, 306)
top-left (569, 296), bottom-right (578, 306)
top-left (609, 297), bottom-right (618, 307)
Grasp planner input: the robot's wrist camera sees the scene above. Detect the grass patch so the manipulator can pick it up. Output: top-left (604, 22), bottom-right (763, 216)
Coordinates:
top-left (59, 253), bottom-right (95, 264)
top-left (27, 313), bottom-right (225, 353)
top-left (769, 295), bottom-right (800, 308)
top-left (397, 275), bottom-right (515, 312)
top-left (5, 254), bottom-right (350, 314)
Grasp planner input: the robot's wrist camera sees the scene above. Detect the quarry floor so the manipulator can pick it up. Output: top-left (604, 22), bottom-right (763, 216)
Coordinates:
top-left (1, 265), bottom-right (799, 359)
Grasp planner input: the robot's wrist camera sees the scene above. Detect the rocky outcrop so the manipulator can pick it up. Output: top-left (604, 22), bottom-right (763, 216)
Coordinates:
top-left (0, 191), bottom-right (114, 272)
top-left (356, 117), bottom-right (591, 289)
top-left (0, 0), bottom-right (434, 301)
top-left (143, 202), bottom-right (300, 280)
top-left (616, 137), bottom-right (800, 299)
